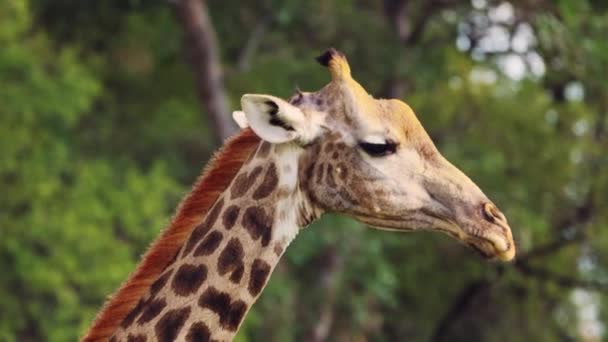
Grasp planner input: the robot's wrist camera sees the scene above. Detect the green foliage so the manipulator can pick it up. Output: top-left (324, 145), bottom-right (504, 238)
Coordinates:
top-left (1, 0), bottom-right (607, 341)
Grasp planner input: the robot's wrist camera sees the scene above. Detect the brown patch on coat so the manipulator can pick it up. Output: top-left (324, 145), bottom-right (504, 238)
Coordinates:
top-left (185, 322), bottom-right (211, 342)
top-left (273, 242), bottom-right (284, 256)
top-left (230, 166), bottom-right (263, 199)
top-left (241, 206), bottom-right (273, 247)
top-left (248, 259), bottom-right (271, 297)
top-left (137, 298), bottom-right (167, 325)
top-left (193, 230), bottom-right (223, 257)
top-left (154, 307), bottom-right (191, 342)
top-left (150, 269), bottom-right (173, 298)
top-left (222, 205), bottom-right (240, 230)
top-left (121, 298), bottom-right (146, 329)
top-left (252, 163), bottom-right (279, 199)
top-left (198, 287), bottom-right (248, 332)
top-left (127, 334), bottom-right (147, 342)
top-left (171, 264), bottom-right (208, 297)
top-left (217, 238), bottom-right (245, 283)
top-left (182, 198), bottom-right (224, 256)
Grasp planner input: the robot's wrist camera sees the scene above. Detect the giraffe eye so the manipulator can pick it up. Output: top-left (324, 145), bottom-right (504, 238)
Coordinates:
top-left (358, 141), bottom-right (398, 157)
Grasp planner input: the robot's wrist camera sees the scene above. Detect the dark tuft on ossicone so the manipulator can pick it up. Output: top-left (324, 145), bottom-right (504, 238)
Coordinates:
top-left (315, 48), bottom-right (344, 67)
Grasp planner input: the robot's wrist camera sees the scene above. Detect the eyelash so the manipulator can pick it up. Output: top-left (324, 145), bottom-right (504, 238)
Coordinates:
top-left (358, 141), bottom-right (398, 157)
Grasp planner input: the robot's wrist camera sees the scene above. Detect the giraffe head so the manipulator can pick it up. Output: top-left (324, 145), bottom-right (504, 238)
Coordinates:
top-left (233, 48), bottom-right (515, 261)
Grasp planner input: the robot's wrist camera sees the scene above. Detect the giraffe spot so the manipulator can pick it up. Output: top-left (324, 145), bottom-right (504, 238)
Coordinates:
top-left (150, 269), bottom-right (173, 298)
top-left (193, 230), bottom-right (223, 256)
top-left (248, 259), bottom-right (271, 297)
top-left (303, 162), bottom-right (314, 185)
top-left (137, 297), bottom-right (167, 325)
top-left (336, 142), bottom-right (346, 150)
top-left (198, 287), bottom-right (248, 332)
top-left (241, 206), bottom-right (273, 247)
top-left (324, 142), bottom-right (334, 153)
top-left (337, 162), bottom-right (348, 181)
top-left (222, 205), bottom-right (240, 230)
top-left (315, 163), bottom-right (325, 184)
top-left (183, 198), bottom-right (224, 256)
top-left (127, 334), bottom-right (147, 342)
top-left (273, 242), bottom-right (284, 256)
top-left (275, 186), bottom-right (290, 200)
top-left (231, 166), bottom-right (263, 199)
top-left (121, 298), bottom-right (147, 329)
top-left (154, 307), bottom-right (191, 342)
top-left (163, 247), bottom-right (181, 271)
top-left (217, 238), bottom-right (245, 283)
top-left (257, 141), bottom-right (272, 158)
top-left (326, 164), bottom-right (337, 188)
top-left (252, 163), bottom-right (278, 199)
top-left (186, 322), bottom-right (211, 342)
top-left (331, 151), bottom-right (339, 159)
top-left (229, 265), bottom-right (245, 284)
top-left (172, 264), bottom-right (208, 297)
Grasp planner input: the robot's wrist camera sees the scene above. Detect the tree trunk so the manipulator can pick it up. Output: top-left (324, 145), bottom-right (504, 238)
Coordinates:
top-left (173, 0), bottom-right (237, 142)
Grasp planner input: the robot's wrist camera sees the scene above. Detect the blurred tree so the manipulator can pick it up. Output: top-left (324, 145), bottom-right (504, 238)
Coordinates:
top-left (0, 0), bottom-right (606, 341)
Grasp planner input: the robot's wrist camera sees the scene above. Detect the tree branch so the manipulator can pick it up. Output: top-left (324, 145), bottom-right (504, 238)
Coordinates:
top-left (515, 263), bottom-right (608, 292)
top-left (173, 0), bottom-right (238, 142)
top-left (516, 231), bottom-right (586, 262)
top-left (431, 279), bottom-right (491, 342)
top-left (236, 15), bottom-right (273, 72)
top-left (384, 0), bottom-right (458, 47)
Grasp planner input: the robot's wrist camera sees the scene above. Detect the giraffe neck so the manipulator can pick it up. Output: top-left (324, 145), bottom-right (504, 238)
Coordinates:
top-left (111, 142), bottom-right (319, 342)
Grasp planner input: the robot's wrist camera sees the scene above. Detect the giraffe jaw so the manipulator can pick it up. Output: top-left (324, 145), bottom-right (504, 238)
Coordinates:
top-left (355, 214), bottom-right (516, 262)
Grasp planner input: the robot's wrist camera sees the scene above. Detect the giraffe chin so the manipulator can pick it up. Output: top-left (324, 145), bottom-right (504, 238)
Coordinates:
top-left (465, 231), bottom-right (516, 262)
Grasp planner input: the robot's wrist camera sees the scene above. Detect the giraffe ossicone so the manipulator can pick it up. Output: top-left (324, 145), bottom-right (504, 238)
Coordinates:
top-left (85, 48), bottom-right (515, 342)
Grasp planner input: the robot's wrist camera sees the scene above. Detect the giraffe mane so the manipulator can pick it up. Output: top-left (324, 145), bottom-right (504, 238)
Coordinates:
top-left (82, 128), bottom-right (261, 342)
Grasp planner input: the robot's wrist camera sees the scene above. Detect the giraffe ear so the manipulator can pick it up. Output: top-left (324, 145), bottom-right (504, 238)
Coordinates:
top-left (232, 111), bottom-right (249, 129)
top-left (240, 94), bottom-right (313, 144)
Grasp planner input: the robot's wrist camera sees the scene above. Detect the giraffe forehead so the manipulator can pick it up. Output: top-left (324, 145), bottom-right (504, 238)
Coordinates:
top-left (289, 73), bottom-right (431, 150)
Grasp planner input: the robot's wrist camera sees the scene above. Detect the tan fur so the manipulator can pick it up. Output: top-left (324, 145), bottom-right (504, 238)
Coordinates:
top-left (82, 129), bottom-right (260, 342)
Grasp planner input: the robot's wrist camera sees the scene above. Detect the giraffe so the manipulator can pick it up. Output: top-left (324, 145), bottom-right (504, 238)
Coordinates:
top-left (84, 48), bottom-right (515, 342)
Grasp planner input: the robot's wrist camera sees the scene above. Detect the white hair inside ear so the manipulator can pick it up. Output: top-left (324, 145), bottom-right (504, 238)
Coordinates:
top-left (232, 111), bottom-right (249, 129)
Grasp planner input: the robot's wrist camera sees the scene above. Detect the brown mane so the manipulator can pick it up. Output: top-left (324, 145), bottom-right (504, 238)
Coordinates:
top-left (82, 128), bottom-right (261, 341)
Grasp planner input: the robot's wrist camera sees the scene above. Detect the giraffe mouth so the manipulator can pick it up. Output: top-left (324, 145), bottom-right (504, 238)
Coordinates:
top-left (354, 214), bottom-right (515, 261)
top-left (464, 226), bottom-right (515, 261)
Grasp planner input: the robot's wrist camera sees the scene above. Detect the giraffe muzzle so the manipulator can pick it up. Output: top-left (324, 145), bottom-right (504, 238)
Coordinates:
top-left (462, 202), bottom-right (515, 261)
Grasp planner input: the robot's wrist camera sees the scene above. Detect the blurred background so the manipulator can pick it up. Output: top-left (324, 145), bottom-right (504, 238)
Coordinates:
top-left (1, 0), bottom-right (607, 341)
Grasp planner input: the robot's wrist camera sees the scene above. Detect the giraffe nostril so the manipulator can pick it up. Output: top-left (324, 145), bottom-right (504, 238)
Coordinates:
top-left (482, 202), bottom-right (502, 223)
